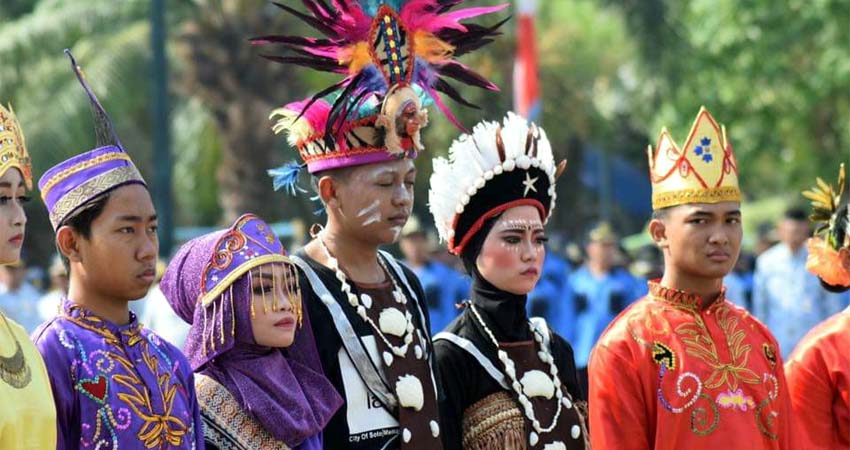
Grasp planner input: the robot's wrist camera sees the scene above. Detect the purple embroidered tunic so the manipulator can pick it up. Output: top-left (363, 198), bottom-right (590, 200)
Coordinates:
top-left (33, 301), bottom-right (203, 449)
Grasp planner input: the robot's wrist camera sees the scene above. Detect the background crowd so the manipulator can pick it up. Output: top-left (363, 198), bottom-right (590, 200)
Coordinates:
top-left (4, 204), bottom-right (846, 388)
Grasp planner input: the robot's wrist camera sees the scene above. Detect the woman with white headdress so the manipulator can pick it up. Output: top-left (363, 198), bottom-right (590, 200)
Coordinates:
top-left (430, 113), bottom-right (589, 450)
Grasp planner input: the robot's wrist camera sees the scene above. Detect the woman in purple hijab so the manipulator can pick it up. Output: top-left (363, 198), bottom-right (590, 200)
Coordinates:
top-left (161, 213), bottom-right (342, 450)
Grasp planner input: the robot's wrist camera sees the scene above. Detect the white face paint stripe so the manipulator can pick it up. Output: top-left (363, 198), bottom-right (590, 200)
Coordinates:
top-left (356, 200), bottom-right (380, 218)
top-left (390, 226), bottom-right (402, 241)
top-left (362, 213), bottom-right (382, 226)
top-left (355, 200), bottom-right (382, 226)
top-left (351, 168), bottom-right (389, 226)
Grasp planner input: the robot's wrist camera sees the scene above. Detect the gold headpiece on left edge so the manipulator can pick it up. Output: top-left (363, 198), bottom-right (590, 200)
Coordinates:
top-left (0, 104), bottom-right (33, 189)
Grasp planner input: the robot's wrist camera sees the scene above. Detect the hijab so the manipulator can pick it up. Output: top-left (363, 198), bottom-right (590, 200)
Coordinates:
top-left (161, 214), bottom-right (342, 448)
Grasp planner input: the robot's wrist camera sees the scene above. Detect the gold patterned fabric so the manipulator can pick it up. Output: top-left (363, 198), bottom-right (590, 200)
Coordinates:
top-left (462, 391), bottom-right (527, 450)
top-left (195, 373), bottom-right (290, 450)
top-left (33, 301), bottom-right (202, 448)
top-left (39, 151), bottom-right (132, 197)
top-left (0, 314), bottom-right (57, 449)
top-left (461, 391), bottom-right (590, 450)
top-left (588, 280), bottom-right (799, 449)
top-left (0, 103), bottom-right (32, 188)
top-left (47, 165), bottom-right (143, 228)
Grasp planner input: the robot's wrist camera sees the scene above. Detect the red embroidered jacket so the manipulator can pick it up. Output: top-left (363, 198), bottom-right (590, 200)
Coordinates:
top-left (588, 280), bottom-right (799, 450)
top-left (785, 308), bottom-right (849, 449)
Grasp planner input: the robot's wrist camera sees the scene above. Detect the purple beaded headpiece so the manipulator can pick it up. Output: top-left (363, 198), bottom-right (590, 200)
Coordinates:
top-left (161, 213), bottom-right (340, 446)
top-left (163, 213), bottom-right (302, 361)
top-left (199, 213), bottom-right (296, 307)
top-left (38, 50), bottom-right (145, 230)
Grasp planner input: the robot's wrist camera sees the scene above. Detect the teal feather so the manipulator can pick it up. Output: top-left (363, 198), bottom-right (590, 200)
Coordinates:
top-left (358, 0), bottom-right (407, 16)
top-left (268, 161), bottom-right (307, 196)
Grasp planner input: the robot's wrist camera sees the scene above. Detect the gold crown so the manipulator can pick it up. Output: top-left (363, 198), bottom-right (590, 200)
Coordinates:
top-left (0, 104), bottom-right (32, 189)
top-left (647, 107), bottom-right (740, 210)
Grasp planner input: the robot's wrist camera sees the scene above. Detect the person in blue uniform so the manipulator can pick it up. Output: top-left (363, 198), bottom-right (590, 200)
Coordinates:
top-left (399, 216), bottom-right (469, 333)
top-left (527, 244), bottom-right (575, 342)
top-left (570, 222), bottom-right (646, 391)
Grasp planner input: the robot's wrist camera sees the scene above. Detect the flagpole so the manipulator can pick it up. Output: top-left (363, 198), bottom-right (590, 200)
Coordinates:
top-left (513, 0), bottom-right (541, 121)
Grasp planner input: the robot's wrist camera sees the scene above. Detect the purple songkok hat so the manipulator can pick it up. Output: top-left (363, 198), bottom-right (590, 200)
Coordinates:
top-left (38, 49), bottom-right (145, 230)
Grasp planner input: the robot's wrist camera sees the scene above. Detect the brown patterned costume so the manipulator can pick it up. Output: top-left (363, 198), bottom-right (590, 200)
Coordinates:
top-left (436, 309), bottom-right (590, 450)
top-left (358, 282), bottom-right (443, 449)
top-left (294, 251), bottom-right (441, 450)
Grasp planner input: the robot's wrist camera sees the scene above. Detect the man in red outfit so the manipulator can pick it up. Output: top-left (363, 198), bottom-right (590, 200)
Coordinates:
top-left (785, 308), bottom-right (849, 449)
top-left (588, 107), bottom-right (798, 449)
top-left (785, 163), bottom-right (849, 449)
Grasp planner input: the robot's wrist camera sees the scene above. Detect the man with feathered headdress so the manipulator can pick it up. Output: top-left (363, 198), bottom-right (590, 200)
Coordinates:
top-left (785, 163), bottom-right (850, 449)
top-left (253, 2), bottom-right (507, 448)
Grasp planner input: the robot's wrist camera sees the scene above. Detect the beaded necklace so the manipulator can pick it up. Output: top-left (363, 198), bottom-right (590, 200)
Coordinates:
top-left (0, 312), bottom-right (32, 389)
top-left (317, 238), bottom-right (440, 441)
top-left (469, 303), bottom-right (573, 447)
top-left (317, 238), bottom-right (422, 362)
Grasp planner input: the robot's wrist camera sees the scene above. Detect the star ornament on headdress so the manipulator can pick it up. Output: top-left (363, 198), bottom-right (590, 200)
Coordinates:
top-left (522, 172), bottom-right (538, 196)
top-left (647, 106), bottom-right (740, 210)
top-left (256, 1), bottom-right (508, 192)
top-left (429, 112), bottom-right (564, 255)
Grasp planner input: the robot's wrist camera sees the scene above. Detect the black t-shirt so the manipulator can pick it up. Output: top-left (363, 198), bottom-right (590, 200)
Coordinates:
top-left (434, 308), bottom-right (583, 450)
top-left (295, 250), bottom-right (435, 450)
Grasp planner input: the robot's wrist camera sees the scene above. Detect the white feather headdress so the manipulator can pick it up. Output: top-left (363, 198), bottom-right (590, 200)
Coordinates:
top-left (428, 112), bottom-right (560, 255)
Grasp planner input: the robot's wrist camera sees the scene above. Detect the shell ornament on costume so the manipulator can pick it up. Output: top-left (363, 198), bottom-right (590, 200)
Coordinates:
top-left (395, 374), bottom-right (425, 411)
top-left (520, 369), bottom-right (556, 400)
top-left (378, 307), bottom-right (408, 337)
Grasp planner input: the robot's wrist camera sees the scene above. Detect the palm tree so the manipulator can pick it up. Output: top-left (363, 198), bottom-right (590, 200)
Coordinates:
top-left (0, 0), bottom-right (163, 262)
top-left (176, 0), bottom-right (320, 224)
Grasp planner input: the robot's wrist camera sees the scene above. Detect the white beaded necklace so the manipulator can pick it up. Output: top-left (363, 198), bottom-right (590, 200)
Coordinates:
top-left (469, 303), bottom-right (568, 447)
top-left (318, 238), bottom-right (418, 358)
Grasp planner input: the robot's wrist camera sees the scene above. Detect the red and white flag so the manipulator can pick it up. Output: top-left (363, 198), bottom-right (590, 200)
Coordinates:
top-left (513, 0), bottom-right (541, 121)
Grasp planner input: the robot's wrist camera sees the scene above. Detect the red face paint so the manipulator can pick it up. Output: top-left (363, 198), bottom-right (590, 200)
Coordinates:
top-left (475, 205), bottom-right (546, 296)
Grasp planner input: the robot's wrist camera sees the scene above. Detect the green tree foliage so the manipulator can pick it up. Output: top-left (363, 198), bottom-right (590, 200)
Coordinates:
top-left (2, 0), bottom-right (846, 266)
top-left (0, 0), bottom-right (160, 263)
top-left (608, 0), bottom-right (850, 199)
